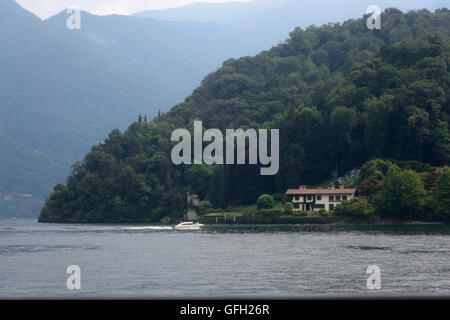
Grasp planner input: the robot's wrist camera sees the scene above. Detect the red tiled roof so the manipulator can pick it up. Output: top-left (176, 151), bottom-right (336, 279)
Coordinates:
top-left (286, 188), bottom-right (356, 195)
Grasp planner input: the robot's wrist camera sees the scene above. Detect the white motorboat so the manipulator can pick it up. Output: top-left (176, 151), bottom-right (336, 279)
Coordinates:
top-left (174, 222), bottom-right (204, 230)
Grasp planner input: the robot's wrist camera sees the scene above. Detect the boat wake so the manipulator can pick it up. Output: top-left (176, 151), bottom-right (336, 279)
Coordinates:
top-left (124, 226), bottom-right (174, 230)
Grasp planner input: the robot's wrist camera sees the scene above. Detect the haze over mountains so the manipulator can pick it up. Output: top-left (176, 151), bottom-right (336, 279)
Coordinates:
top-left (135, 0), bottom-right (449, 46)
top-left (134, 0), bottom-right (290, 24)
top-left (0, 0), bottom-right (266, 217)
top-left (136, 0), bottom-right (448, 25)
top-left (1, 0), bottom-right (448, 218)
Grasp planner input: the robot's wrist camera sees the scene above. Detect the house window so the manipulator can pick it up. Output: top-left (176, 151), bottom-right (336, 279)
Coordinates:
top-left (293, 203), bottom-right (300, 209)
top-left (317, 195), bottom-right (322, 201)
top-left (343, 195), bottom-right (348, 201)
top-left (329, 204), bottom-right (335, 211)
top-left (315, 204), bottom-right (325, 209)
top-left (307, 195), bottom-right (312, 201)
top-left (329, 196), bottom-right (334, 201)
top-left (336, 195), bottom-right (341, 201)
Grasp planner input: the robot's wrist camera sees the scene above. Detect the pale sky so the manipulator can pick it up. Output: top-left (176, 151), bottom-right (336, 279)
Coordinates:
top-left (15, 0), bottom-right (252, 20)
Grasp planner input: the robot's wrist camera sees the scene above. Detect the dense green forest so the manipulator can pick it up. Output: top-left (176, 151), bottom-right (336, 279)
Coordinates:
top-left (39, 8), bottom-right (450, 223)
top-left (2, 0), bottom-right (297, 218)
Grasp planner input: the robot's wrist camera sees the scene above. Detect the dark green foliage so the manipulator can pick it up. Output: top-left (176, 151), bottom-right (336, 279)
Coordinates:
top-left (199, 200), bottom-right (213, 214)
top-left (40, 9), bottom-right (450, 223)
top-left (185, 165), bottom-right (213, 200)
top-left (256, 194), bottom-right (275, 210)
top-left (199, 213), bottom-right (334, 225)
top-left (284, 202), bottom-right (294, 214)
top-left (334, 197), bottom-right (375, 219)
top-left (357, 159), bottom-right (398, 196)
top-left (419, 169), bottom-right (443, 191)
top-left (255, 209), bottom-right (283, 216)
top-left (40, 122), bottom-right (182, 223)
top-left (430, 169), bottom-right (450, 221)
top-left (273, 193), bottom-right (286, 203)
top-left (378, 167), bottom-right (426, 219)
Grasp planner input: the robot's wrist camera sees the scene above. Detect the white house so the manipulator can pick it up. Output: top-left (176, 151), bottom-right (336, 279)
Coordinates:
top-left (286, 185), bottom-right (356, 212)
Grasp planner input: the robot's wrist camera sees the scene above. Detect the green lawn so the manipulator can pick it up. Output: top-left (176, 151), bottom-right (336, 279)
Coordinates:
top-left (203, 212), bottom-right (243, 217)
top-left (200, 200), bottom-right (336, 221)
top-left (225, 201), bottom-right (285, 213)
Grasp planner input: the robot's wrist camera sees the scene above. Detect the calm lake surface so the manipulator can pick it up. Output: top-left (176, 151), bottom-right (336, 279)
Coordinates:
top-left (1, 219), bottom-right (450, 298)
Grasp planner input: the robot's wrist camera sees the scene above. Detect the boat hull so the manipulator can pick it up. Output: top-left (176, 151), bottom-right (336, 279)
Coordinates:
top-left (174, 222), bottom-right (204, 230)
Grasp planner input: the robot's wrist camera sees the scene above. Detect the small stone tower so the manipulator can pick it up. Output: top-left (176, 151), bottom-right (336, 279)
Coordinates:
top-left (185, 192), bottom-right (200, 221)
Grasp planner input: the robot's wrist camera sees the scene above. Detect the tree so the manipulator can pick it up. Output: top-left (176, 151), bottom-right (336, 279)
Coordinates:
top-left (379, 167), bottom-right (426, 219)
top-left (329, 106), bottom-right (359, 173)
top-left (430, 169), bottom-right (450, 221)
top-left (276, 106), bottom-right (325, 188)
top-left (334, 197), bottom-right (375, 220)
top-left (406, 106), bottom-right (430, 161)
top-left (185, 165), bottom-right (213, 200)
top-left (358, 172), bottom-right (384, 197)
top-left (357, 159), bottom-right (398, 196)
top-left (257, 194), bottom-right (275, 209)
top-left (431, 121), bottom-right (450, 165)
top-left (358, 159), bottom-right (396, 183)
top-left (364, 95), bottom-right (394, 158)
top-left (198, 200), bottom-right (213, 214)
top-left (284, 202), bottom-right (294, 214)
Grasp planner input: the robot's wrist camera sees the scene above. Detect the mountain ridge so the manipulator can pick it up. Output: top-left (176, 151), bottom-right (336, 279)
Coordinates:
top-left (38, 8), bottom-right (450, 223)
top-left (0, 1), bottom-right (278, 217)
top-left (133, 0), bottom-right (290, 24)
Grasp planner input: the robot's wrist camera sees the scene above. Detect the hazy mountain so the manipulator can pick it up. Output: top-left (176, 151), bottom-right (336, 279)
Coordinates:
top-left (0, 0), bottom-right (277, 218)
top-left (135, 0), bottom-right (449, 25)
top-left (133, 0), bottom-right (290, 24)
top-left (135, 0), bottom-right (450, 47)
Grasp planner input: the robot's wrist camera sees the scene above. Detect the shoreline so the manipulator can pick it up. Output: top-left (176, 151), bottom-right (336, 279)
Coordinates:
top-left (33, 219), bottom-right (448, 226)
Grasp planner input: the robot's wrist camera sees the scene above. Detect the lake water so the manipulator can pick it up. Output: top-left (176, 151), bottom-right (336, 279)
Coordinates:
top-left (1, 219), bottom-right (450, 298)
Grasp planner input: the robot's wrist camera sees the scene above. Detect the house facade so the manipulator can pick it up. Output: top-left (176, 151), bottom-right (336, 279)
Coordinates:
top-left (285, 185), bottom-right (356, 212)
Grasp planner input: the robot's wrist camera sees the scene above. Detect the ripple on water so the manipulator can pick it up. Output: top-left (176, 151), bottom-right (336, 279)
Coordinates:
top-left (344, 245), bottom-right (392, 251)
top-left (0, 244), bottom-right (101, 256)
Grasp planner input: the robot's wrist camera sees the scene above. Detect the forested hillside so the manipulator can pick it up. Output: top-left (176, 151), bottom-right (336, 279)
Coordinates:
top-left (0, 0), bottom-right (300, 217)
top-left (39, 8), bottom-right (450, 223)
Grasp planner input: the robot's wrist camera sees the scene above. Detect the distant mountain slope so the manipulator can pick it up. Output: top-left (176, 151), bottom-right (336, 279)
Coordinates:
top-left (133, 0), bottom-right (290, 24)
top-left (0, 1), bottom-right (156, 216)
top-left (135, 0), bottom-right (449, 24)
top-left (0, 0), bottom-right (282, 218)
top-left (135, 0), bottom-right (450, 48)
